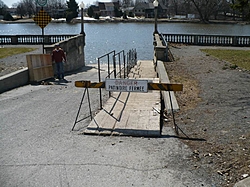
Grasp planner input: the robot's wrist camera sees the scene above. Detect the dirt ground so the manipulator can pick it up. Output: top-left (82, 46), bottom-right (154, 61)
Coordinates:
top-left (0, 45), bottom-right (43, 77)
top-left (165, 44), bottom-right (250, 187)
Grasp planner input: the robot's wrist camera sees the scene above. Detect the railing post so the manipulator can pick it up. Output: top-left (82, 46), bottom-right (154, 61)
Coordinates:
top-left (98, 57), bottom-right (102, 109)
top-left (118, 53), bottom-right (121, 78)
top-left (113, 51), bottom-right (116, 78)
top-left (11, 36), bottom-right (18, 44)
top-left (194, 35), bottom-right (198, 45)
top-left (44, 36), bottom-right (50, 44)
top-left (123, 50), bottom-right (126, 78)
top-left (233, 36), bottom-right (238, 46)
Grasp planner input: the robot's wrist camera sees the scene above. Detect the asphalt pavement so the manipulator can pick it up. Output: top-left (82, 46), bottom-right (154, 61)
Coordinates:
top-left (0, 63), bottom-right (216, 186)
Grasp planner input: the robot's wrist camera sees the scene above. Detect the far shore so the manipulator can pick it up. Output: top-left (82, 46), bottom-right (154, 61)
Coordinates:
top-left (1, 17), bottom-right (249, 25)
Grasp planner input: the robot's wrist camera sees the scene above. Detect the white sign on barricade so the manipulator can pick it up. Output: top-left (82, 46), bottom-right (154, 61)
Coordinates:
top-left (105, 79), bottom-right (148, 93)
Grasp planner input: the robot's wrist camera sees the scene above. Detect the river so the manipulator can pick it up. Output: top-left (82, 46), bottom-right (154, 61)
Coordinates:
top-left (1, 22), bottom-right (249, 64)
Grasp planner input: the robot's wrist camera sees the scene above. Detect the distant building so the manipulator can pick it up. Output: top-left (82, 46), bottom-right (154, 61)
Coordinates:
top-left (99, 2), bottom-right (115, 17)
top-left (134, 2), bottom-right (168, 18)
top-left (88, 1), bottom-right (120, 17)
top-left (134, 2), bottom-right (151, 17)
top-left (50, 9), bottom-right (66, 19)
top-left (89, 5), bottom-right (100, 16)
top-left (7, 8), bottom-right (17, 16)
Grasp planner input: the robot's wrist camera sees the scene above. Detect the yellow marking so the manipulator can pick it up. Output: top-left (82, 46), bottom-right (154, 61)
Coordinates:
top-left (148, 83), bottom-right (183, 91)
top-left (75, 81), bottom-right (183, 91)
top-left (33, 10), bottom-right (52, 29)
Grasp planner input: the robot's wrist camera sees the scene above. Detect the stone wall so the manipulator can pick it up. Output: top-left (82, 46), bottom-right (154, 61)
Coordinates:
top-left (44, 34), bottom-right (85, 74)
top-left (153, 33), bottom-right (167, 62)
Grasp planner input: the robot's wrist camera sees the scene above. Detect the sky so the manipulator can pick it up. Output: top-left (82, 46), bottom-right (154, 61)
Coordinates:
top-left (3, 0), bottom-right (111, 8)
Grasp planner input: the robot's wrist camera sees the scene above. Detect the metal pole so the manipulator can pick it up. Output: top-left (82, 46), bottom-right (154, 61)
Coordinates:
top-left (80, 2), bottom-right (85, 66)
top-left (42, 6), bottom-right (44, 54)
top-left (107, 55), bottom-right (111, 97)
top-left (154, 6), bottom-right (158, 34)
top-left (81, 8), bottom-right (84, 34)
top-left (113, 51), bottom-right (116, 78)
top-left (98, 58), bottom-right (102, 109)
top-left (119, 53), bottom-right (121, 78)
top-left (123, 50), bottom-right (126, 78)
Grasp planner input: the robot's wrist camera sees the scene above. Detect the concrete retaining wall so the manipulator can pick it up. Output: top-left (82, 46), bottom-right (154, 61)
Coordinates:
top-left (0, 68), bottom-right (29, 94)
top-left (0, 34), bottom-right (85, 93)
top-left (44, 34), bottom-right (85, 74)
top-left (154, 34), bottom-right (167, 62)
top-left (153, 33), bottom-right (179, 113)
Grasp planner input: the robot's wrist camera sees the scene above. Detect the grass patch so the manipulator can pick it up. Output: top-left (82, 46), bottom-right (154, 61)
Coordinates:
top-left (0, 47), bottom-right (37, 59)
top-left (200, 49), bottom-right (250, 70)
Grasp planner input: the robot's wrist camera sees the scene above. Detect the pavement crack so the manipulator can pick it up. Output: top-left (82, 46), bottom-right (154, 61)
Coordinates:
top-left (1, 162), bottom-right (168, 172)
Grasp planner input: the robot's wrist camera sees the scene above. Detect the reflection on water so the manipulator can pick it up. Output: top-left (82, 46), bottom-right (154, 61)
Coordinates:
top-left (0, 22), bottom-right (249, 64)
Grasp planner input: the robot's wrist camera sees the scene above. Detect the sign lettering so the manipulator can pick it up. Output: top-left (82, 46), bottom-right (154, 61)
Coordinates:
top-left (106, 79), bottom-right (148, 93)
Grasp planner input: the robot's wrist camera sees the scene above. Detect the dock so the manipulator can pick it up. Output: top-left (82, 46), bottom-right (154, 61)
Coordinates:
top-left (83, 60), bottom-right (161, 137)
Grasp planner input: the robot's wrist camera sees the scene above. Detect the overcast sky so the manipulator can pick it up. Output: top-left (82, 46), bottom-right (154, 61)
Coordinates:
top-left (3, 0), bottom-right (110, 8)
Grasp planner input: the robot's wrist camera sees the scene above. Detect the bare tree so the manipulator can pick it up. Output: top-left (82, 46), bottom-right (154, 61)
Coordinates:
top-left (16, 2), bottom-right (26, 18)
top-left (122, 0), bottom-right (133, 7)
top-left (48, 0), bottom-right (67, 9)
top-left (189, 0), bottom-right (222, 22)
top-left (15, 0), bottom-right (36, 18)
top-left (0, 0), bottom-right (8, 8)
top-left (231, 0), bottom-right (250, 20)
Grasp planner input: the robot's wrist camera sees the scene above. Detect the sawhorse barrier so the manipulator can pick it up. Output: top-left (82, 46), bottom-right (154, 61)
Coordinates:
top-left (72, 79), bottom-right (183, 135)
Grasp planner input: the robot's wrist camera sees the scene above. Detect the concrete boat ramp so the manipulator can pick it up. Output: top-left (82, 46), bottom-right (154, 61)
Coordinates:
top-left (82, 60), bottom-right (162, 137)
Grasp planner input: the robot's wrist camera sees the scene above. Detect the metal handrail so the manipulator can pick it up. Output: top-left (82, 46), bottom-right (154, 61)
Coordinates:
top-left (97, 49), bottom-right (137, 109)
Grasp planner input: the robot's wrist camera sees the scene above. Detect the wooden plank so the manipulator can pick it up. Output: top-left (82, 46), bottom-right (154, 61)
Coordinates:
top-left (26, 54), bottom-right (53, 82)
top-left (84, 60), bottom-right (162, 137)
top-left (84, 92), bottom-right (130, 135)
top-left (98, 92), bottom-right (130, 135)
top-left (123, 109), bottom-right (140, 136)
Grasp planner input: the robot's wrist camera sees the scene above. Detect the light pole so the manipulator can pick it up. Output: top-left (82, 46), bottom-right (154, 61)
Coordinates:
top-left (79, 2), bottom-right (85, 35)
top-left (79, 2), bottom-right (85, 65)
top-left (153, 0), bottom-right (159, 34)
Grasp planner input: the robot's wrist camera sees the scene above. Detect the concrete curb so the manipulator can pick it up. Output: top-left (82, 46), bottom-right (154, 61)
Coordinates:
top-left (156, 60), bottom-right (179, 113)
top-left (0, 68), bottom-right (29, 93)
top-left (234, 177), bottom-right (250, 187)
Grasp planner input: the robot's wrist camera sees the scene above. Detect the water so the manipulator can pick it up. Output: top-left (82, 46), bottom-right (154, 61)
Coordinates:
top-left (1, 22), bottom-right (250, 64)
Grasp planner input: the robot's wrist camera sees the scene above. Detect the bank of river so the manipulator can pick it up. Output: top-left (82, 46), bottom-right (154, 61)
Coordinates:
top-left (1, 17), bottom-right (249, 25)
top-left (1, 20), bottom-right (250, 65)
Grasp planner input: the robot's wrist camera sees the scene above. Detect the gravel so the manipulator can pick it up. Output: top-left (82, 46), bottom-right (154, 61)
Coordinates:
top-left (166, 44), bottom-right (250, 187)
top-left (1, 44), bottom-right (249, 186)
top-left (0, 45), bottom-right (43, 77)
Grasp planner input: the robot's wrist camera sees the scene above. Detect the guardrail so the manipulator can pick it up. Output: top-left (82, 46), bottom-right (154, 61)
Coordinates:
top-left (0, 35), bottom-right (76, 45)
top-left (161, 34), bottom-right (250, 47)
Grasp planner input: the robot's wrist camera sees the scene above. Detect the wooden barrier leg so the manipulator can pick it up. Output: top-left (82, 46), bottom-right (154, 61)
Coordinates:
top-left (167, 87), bottom-right (189, 138)
top-left (168, 90), bottom-right (179, 135)
top-left (72, 88), bottom-right (87, 131)
top-left (86, 87), bottom-right (92, 121)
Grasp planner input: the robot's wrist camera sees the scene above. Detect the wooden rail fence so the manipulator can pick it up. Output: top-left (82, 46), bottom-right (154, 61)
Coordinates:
top-left (161, 34), bottom-right (250, 47)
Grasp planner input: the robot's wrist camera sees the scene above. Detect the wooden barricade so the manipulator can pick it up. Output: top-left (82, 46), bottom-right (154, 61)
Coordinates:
top-left (26, 54), bottom-right (53, 82)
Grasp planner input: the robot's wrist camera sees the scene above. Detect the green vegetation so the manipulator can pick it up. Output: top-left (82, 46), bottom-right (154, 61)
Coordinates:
top-left (0, 48), bottom-right (37, 59)
top-left (230, 0), bottom-right (250, 21)
top-left (201, 49), bottom-right (250, 70)
top-left (66, 0), bottom-right (78, 22)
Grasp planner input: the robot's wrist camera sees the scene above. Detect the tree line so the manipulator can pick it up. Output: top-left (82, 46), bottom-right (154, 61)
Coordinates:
top-left (0, 0), bottom-right (79, 22)
top-left (0, 0), bottom-right (249, 22)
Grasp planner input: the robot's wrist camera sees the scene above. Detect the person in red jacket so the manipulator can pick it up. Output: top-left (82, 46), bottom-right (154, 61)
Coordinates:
top-left (52, 44), bottom-right (66, 80)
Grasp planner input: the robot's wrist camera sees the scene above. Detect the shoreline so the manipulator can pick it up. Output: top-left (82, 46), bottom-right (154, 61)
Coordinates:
top-left (1, 17), bottom-right (249, 25)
